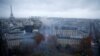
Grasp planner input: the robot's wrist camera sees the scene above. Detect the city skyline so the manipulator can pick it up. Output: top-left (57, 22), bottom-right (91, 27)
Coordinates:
top-left (0, 0), bottom-right (100, 19)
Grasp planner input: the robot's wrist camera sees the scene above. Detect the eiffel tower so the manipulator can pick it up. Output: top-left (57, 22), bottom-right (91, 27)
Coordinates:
top-left (10, 5), bottom-right (14, 19)
top-left (9, 5), bottom-right (17, 26)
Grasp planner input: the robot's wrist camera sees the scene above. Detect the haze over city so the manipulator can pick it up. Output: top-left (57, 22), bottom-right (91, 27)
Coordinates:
top-left (0, 0), bottom-right (100, 18)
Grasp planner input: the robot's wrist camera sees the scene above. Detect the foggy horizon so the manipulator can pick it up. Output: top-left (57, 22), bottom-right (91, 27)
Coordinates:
top-left (0, 0), bottom-right (100, 19)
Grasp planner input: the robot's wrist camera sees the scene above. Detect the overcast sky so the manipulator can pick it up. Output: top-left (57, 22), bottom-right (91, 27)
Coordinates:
top-left (0, 0), bottom-right (100, 18)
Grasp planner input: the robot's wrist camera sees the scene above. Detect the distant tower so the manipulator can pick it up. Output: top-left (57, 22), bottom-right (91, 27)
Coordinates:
top-left (9, 5), bottom-right (16, 26)
top-left (10, 5), bottom-right (14, 19)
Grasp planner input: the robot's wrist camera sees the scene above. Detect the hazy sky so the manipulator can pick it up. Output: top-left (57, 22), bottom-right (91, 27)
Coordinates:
top-left (0, 0), bottom-right (100, 18)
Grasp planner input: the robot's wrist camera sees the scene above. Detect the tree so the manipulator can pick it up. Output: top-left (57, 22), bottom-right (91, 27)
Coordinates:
top-left (79, 36), bottom-right (93, 56)
top-left (0, 21), bottom-right (8, 56)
